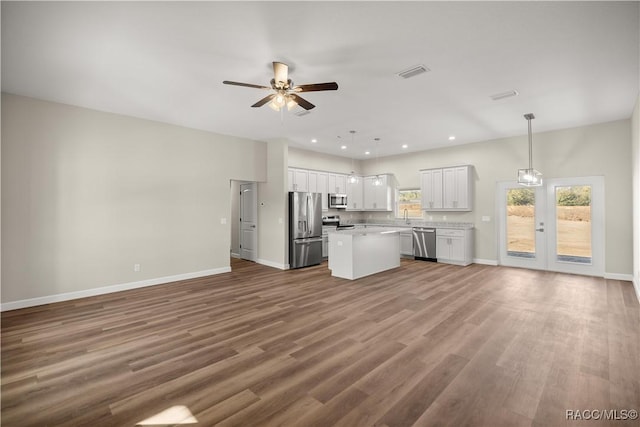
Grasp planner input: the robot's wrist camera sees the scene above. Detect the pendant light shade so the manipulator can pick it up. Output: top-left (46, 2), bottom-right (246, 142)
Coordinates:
top-left (348, 130), bottom-right (359, 184)
top-left (373, 137), bottom-right (383, 186)
top-left (518, 113), bottom-right (542, 187)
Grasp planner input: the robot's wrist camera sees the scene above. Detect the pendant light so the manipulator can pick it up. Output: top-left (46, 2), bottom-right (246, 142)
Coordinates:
top-left (373, 138), bottom-right (383, 186)
top-left (348, 130), bottom-right (359, 184)
top-left (517, 113), bottom-right (542, 186)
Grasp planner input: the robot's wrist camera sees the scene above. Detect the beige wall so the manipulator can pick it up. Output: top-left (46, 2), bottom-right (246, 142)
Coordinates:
top-left (1, 94), bottom-right (268, 304)
top-left (288, 147), bottom-right (362, 175)
top-left (632, 94), bottom-right (640, 296)
top-left (258, 140), bottom-right (288, 268)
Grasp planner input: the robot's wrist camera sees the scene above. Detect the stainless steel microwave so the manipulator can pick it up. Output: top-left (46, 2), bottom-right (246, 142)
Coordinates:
top-left (328, 193), bottom-right (347, 209)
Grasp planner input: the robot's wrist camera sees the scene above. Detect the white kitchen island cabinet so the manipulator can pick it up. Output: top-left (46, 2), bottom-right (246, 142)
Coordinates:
top-left (327, 227), bottom-right (404, 280)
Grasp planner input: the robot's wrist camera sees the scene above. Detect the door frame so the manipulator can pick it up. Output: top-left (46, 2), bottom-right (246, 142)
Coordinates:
top-left (544, 176), bottom-right (604, 277)
top-left (497, 176), bottom-right (605, 277)
top-left (497, 182), bottom-right (547, 270)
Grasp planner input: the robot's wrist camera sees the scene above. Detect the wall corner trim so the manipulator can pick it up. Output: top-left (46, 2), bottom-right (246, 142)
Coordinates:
top-left (256, 259), bottom-right (288, 270)
top-left (0, 267), bottom-right (231, 312)
top-left (473, 258), bottom-right (499, 266)
top-left (603, 272), bottom-right (634, 281)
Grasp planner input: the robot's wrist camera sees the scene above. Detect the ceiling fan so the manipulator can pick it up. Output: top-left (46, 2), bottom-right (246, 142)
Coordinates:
top-left (223, 62), bottom-right (338, 111)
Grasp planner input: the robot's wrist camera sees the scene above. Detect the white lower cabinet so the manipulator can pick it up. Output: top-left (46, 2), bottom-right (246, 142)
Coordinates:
top-left (400, 231), bottom-right (413, 256)
top-left (436, 228), bottom-right (473, 266)
top-left (322, 234), bottom-right (329, 258)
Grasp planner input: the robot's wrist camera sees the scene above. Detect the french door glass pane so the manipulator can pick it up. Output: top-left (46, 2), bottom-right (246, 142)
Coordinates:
top-left (555, 185), bottom-right (592, 264)
top-left (506, 188), bottom-right (536, 258)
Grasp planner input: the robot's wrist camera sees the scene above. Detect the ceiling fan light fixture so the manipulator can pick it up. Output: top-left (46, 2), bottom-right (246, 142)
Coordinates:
top-left (517, 113), bottom-right (543, 187)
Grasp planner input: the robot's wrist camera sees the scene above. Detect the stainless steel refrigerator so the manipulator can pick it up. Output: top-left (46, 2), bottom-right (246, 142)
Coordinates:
top-left (289, 192), bottom-right (323, 269)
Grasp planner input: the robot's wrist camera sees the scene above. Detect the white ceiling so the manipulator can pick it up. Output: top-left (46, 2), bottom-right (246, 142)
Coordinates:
top-left (2, 2), bottom-right (638, 158)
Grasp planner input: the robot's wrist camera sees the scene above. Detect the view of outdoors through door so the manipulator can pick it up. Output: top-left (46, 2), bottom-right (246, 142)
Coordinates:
top-left (506, 188), bottom-right (536, 258)
top-left (555, 185), bottom-right (592, 264)
top-left (500, 177), bottom-right (601, 276)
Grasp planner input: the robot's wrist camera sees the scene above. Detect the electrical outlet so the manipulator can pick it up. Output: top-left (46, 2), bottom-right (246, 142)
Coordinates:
top-left (278, 217), bottom-right (283, 224)
top-left (442, 215), bottom-right (447, 221)
top-left (428, 215), bottom-right (433, 221)
top-left (134, 264), bottom-right (141, 272)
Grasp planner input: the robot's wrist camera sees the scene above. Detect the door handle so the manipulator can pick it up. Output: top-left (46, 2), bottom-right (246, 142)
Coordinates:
top-left (250, 225), bottom-right (256, 228)
top-left (536, 228), bottom-right (544, 232)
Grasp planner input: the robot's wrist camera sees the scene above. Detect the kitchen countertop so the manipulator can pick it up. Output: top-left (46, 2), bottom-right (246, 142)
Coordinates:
top-left (325, 227), bottom-right (406, 236)
top-left (342, 221), bottom-right (474, 230)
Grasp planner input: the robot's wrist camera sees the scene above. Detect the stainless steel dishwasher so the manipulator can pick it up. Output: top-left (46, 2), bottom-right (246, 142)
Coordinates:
top-left (413, 227), bottom-right (437, 262)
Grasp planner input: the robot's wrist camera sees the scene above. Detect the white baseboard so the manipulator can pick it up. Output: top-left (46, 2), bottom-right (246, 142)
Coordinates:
top-left (604, 272), bottom-right (634, 281)
top-left (633, 277), bottom-right (640, 304)
top-left (473, 258), bottom-right (498, 266)
top-left (256, 258), bottom-right (288, 270)
top-left (0, 267), bottom-right (231, 312)
top-left (230, 252), bottom-right (241, 259)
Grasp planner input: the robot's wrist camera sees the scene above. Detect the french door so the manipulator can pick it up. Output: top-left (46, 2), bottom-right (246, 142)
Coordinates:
top-left (497, 177), bottom-right (604, 276)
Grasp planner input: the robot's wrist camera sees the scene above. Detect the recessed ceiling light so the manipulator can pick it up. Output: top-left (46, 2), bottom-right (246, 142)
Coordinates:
top-left (448, 135), bottom-right (456, 141)
top-left (311, 139), bottom-right (317, 143)
top-left (401, 144), bottom-right (408, 149)
top-left (341, 145), bottom-right (347, 150)
top-left (365, 151), bottom-right (370, 155)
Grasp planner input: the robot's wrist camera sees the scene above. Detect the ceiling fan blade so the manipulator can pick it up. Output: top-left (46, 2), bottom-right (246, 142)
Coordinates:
top-left (289, 93), bottom-right (315, 110)
top-left (251, 94), bottom-right (276, 108)
top-left (293, 82), bottom-right (339, 92)
top-left (273, 62), bottom-right (289, 87)
top-left (223, 81), bottom-right (270, 90)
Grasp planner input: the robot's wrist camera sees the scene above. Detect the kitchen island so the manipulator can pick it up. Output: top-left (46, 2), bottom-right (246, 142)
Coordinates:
top-left (327, 227), bottom-right (405, 280)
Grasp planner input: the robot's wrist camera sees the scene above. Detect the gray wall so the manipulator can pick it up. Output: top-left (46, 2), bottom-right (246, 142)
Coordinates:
top-left (2, 94), bottom-right (269, 304)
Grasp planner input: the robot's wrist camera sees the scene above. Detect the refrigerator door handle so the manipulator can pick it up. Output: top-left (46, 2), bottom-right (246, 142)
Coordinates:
top-left (294, 237), bottom-right (323, 244)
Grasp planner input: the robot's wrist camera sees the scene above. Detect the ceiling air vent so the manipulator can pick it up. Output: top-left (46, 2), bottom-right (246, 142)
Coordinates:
top-left (490, 90), bottom-right (519, 101)
top-left (397, 65), bottom-right (430, 79)
top-left (294, 110), bottom-right (311, 117)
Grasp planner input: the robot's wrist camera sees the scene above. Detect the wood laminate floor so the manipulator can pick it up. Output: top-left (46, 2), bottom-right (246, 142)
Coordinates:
top-left (2, 259), bottom-right (639, 426)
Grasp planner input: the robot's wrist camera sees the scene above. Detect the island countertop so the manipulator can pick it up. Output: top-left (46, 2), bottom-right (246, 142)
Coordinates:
top-left (327, 227), bottom-right (402, 280)
top-left (325, 227), bottom-right (406, 236)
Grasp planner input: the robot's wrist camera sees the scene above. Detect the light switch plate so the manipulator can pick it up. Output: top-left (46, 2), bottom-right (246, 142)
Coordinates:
top-left (482, 216), bottom-right (491, 222)
top-left (220, 218), bottom-right (227, 224)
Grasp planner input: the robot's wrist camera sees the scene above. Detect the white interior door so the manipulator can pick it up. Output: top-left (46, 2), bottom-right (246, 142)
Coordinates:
top-left (240, 182), bottom-right (258, 262)
top-left (498, 176), bottom-right (604, 276)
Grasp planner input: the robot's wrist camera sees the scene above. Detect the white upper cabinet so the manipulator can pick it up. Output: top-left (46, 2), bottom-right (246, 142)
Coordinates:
top-left (421, 165), bottom-right (472, 211)
top-left (363, 174), bottom-right (396, 211)
top-left (288, 168), bottom-right (309, 192)
top-left (346, 177), bottom-right (363, 211)
top-left (442, 166), bottom-right (471, 210)
top-left (328, 173), bottom-right (347, 194)
top-left (421, 169), bottom-right (443, 210)
top-left (315, 172), bottom-right (329, 211)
